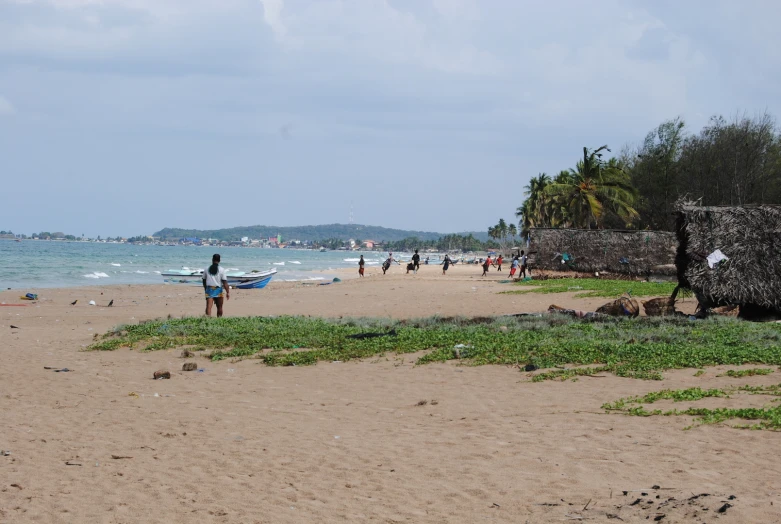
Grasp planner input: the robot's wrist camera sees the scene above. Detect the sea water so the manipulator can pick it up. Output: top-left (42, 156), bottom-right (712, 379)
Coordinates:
top-left (0, 239), bottom-right (391, 289)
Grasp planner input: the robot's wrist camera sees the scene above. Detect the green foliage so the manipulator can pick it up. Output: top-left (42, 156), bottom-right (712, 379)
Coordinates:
top-left (604, 383), bottom-right (781, 430)
top-left (385, 233), bottom-right (497, 253)
top-left (718, 368), bottom-right (774, 378)
top-left (544, 146), bottom-right (639, 229)
top-left (153, 223), bottom-right (490, 243)
top-left (530, 366), bottom-right (612, 382)
top-left (517, 113), bottom-right (781, 234)
top-left (88, 315), bottom-right (781, 383)
top-left (503, 278), bottom-right (678, 298)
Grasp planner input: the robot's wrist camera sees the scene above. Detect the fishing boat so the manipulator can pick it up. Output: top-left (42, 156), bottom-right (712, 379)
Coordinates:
top-left (161, 268), bottom-right (277, 289)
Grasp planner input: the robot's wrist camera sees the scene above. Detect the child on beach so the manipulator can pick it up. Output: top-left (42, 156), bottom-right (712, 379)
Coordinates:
top-left (382, 253), bottom-right (396, 275)
top-left (509, 256), bottom-right (519, 278)
top-left (202, 254), bottom-right (230, 317)
top-left (481, 255), bottom-right (492, 277)
top-left (359, 255), bottom-right (365, 277)
top-left (442, 254), bottom-right (451, 275)
top-left (495, 255), bottom-right (503, 272)
top-left (412, 250), bottom-right (421, 274)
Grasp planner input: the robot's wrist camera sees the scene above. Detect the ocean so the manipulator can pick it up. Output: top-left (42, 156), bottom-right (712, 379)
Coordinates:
top-left (1, 240), bottom-right (394, 289)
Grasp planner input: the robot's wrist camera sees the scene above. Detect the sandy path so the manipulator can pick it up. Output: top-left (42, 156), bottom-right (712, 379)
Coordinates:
top-left (0, 265), bottom-right (774, 523)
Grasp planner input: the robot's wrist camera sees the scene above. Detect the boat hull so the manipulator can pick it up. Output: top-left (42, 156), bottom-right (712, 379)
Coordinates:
top-left (235, 275), bottom-right (274, 289)
top-left (162, 268), bottom-right (277, 287)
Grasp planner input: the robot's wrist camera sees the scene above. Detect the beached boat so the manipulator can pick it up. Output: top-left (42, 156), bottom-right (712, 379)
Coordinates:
top-left (161, 268), bottom-right (277, 288)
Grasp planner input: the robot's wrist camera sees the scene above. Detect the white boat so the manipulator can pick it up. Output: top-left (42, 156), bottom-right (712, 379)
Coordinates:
top-left (162, 267), bottom-right (277, 288)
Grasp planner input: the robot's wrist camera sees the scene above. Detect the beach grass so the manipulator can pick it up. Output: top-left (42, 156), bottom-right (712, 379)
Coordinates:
top-left (603, 383), bottom-right (781, 430)
top-left (89, 314), bottom-right (781, 380)
top-left (501, 277), bottom-right (680, 298)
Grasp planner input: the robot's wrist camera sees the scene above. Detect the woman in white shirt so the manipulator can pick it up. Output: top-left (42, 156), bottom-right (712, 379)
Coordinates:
top-left (202, 254), bottom-right (230, 317)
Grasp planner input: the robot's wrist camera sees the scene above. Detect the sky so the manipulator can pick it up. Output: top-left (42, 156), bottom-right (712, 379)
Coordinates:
top-left (1, 0), bottom-right (780, 237)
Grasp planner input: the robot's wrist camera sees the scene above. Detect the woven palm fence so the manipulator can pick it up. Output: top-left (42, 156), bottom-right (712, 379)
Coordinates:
top-left (528, 228), bottom-right (677, 276)
top-left (675, 203), bottom-right (781, 312)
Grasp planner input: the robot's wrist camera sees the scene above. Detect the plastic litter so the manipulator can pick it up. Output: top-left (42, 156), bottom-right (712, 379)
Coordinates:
top-left (88, 300), bottom-right (96, 306)
top-left (707, 249), bottom-right (728, 269)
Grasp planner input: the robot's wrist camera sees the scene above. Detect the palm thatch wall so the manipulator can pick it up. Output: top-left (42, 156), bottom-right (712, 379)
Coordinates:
top-left (675, 203), bottom-right (781, 312)
top-left (528, 228), bottom-right (677, 276)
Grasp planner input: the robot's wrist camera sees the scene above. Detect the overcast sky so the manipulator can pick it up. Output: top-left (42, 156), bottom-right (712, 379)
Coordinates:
top-left (1, 0), bottom-right (780, 237)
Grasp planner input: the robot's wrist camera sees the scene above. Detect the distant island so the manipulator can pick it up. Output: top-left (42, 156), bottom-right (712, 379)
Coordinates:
top-left (153, 224), bottom-right (489, 243)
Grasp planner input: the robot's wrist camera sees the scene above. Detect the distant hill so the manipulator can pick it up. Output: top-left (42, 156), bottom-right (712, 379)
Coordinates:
top-left (153, 224), bottom-right (489, 243)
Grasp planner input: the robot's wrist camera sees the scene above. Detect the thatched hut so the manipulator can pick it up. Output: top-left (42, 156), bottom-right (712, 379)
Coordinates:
top-left (675, 204), bottom-right (781, 315)
top-left (528, 228), bottom-right (677, 276)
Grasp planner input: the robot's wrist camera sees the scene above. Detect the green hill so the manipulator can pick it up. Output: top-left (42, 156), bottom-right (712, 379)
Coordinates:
top-left (153, 224), bottom-right (489, 243)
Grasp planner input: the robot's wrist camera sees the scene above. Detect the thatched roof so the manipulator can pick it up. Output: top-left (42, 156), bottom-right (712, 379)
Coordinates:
top-left (675, 203), bottom-right (781, 311)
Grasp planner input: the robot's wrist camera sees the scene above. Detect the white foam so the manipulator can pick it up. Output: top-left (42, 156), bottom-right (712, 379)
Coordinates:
top-left (226, 268), bottom-right (239, 271)
top-left (84, 272), bottom-right (110, 279)
top-left (307, 276), bottom-right (325, 281)
top-left (273, 262), bottom-right (285, 266)
top-left (135, 270), bottom-right (149, 274)
top-left (343, 258), bottom-right (360, 262)
top-left (111, 263), bottom-right (121, 267)
top-left (288, 261), bottom-right (301, 264)
top-left (153, 271), bottom-right (162, 274)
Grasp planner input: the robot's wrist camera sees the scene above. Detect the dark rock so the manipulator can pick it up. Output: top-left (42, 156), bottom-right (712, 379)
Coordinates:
top-left (153, 370), bottom-right (171, 380)
top-left (717, 503), bottom-right (732, 513)
top-left (182, 362), bottom-right (198, 371)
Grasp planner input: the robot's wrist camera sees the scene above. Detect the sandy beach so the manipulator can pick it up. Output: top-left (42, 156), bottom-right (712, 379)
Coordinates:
top-left (1, 263), bottom-right (778, 523)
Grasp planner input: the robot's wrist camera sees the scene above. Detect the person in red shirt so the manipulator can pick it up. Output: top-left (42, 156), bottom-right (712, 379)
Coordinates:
top-left (495, 255), bottom-right (503, 272)
top-left (482, 256), bottom-right (492, 277)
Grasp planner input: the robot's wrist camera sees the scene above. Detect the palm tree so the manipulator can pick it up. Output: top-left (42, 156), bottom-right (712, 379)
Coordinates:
top-left (544, 146), bottom-right (639, 229)
top-left (507, 223), bottom-right (517, 250)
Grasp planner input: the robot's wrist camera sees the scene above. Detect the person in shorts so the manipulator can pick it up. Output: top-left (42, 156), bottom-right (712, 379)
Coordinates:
top-left (359, 255), bottom-right (365, 277)
top-left (412, 249), bottom-right (421, 273)
top-left (509, 256), bottom-right (519, 278)
top-left (203, 253), bottom-right (229, 317)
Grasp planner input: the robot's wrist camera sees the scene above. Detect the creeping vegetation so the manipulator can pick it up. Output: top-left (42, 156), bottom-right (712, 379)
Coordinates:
top-left (90, 315), bottom-right (781, 381)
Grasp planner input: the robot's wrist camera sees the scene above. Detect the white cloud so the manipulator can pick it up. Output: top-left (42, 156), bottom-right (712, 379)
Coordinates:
top-left (0, 95), bottom-right (15, 115)
top-left (259, 0), bottom-right (286, 39)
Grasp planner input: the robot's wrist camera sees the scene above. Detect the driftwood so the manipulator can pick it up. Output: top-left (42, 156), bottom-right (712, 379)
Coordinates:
top-left (642, 286), bottom-right (679, 317)
top-left (596, 295), bottom-right (640, 318)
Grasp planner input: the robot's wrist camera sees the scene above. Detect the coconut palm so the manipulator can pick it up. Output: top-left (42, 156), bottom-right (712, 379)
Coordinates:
top-left (545, 146), bottom-right (639, 229)
top-left (515, 173), bottom-right (552, 232)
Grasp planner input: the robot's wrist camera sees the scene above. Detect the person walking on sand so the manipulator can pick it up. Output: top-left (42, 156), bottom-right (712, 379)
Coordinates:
top-left (358, 255), bottom-right (365, 277)
top-left (509, 255), bottom-right (519, 279)
top-left (442, 254), bottom-right (452, 275)
top-left (412, 249), bottom-right (421, 274)
top-left (520, 250), bottom-right (529, 278)
top-left (482, 255), bottom-right (492, 277)
top-left (495, 254), bottom-right (503, 272)
top-left (203, 254), bottom-right (229, 317)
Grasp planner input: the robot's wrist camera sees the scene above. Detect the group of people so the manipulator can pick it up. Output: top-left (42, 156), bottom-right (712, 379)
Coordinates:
top-left (201, 248), bottom-right (530, 317)
top-left (481, 251), bottom-right (529, 278)
top-left (367, 249), bottom-right (529, 279)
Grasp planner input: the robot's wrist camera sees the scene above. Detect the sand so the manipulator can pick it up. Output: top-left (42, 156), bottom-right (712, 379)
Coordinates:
top-left (1, 263), bottom-right (778, 523)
